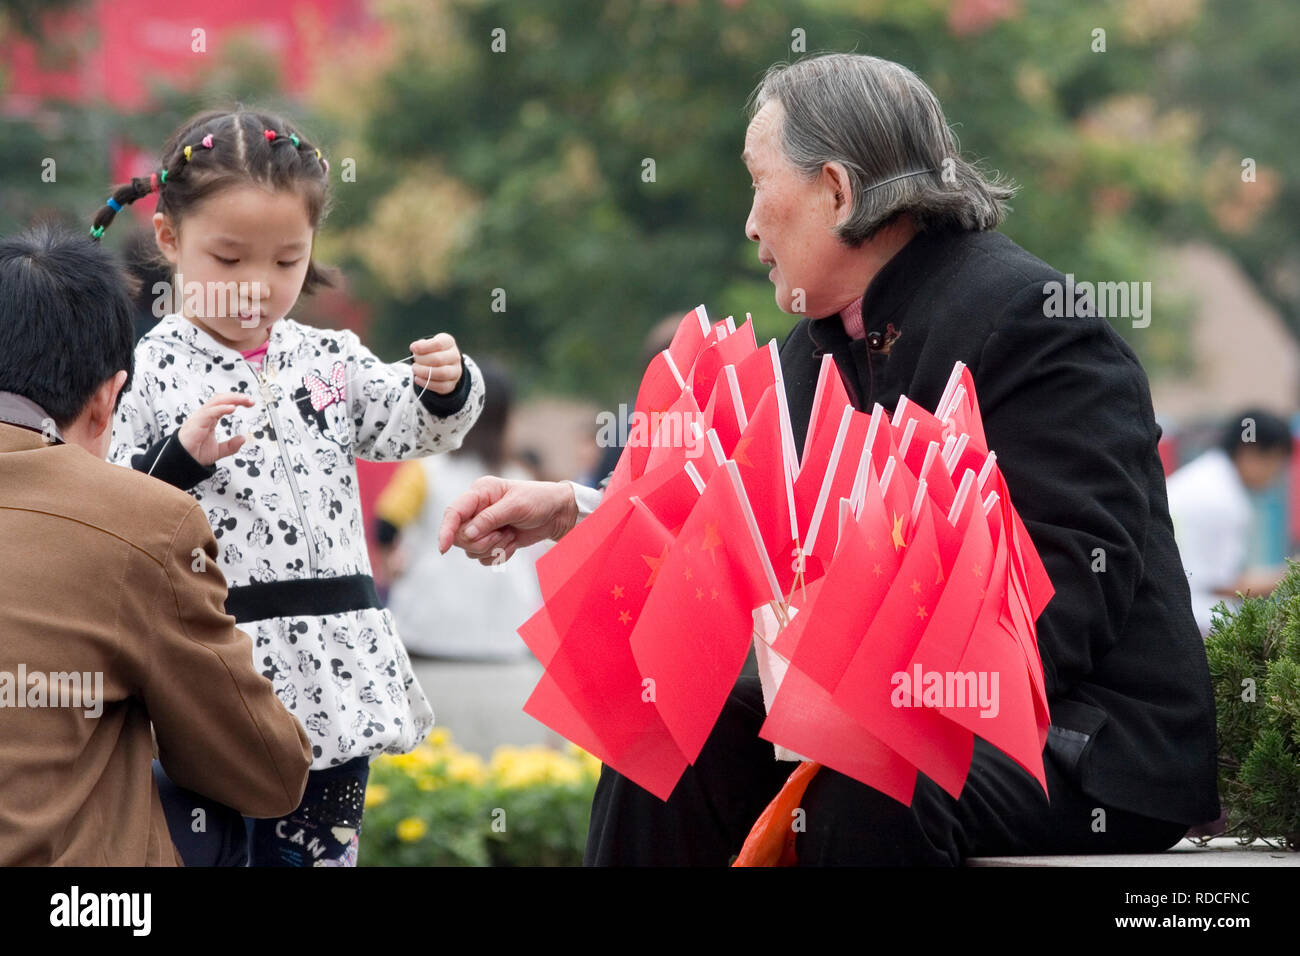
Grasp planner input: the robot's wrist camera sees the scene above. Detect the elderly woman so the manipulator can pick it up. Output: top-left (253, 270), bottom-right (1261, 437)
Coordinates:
top-left (439, 53), bottom-right (1219, 865)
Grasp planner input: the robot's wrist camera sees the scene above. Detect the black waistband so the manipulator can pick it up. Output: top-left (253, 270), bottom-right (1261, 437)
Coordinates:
top-left (224, 574), bottom-right (381, 624)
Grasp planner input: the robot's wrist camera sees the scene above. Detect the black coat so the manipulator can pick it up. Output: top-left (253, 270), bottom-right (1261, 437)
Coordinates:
top-left (778, 225), bottom-right (1219, 826)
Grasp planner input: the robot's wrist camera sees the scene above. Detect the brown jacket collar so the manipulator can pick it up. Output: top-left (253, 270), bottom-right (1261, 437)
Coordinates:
top-left (0, 391), bottom-right (63, 446)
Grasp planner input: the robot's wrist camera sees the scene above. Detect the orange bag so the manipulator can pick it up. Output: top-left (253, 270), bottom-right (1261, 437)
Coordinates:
top-left (732, 761), bottom-right (822, 867)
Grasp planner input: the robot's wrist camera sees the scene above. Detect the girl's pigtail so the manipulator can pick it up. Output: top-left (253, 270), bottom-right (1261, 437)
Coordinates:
top-left (90, 131), bottom-right (217, 241)
top-left (89, 176), bottom-right (158, 241)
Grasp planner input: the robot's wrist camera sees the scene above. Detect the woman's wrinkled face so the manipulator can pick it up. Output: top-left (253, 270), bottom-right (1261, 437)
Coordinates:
top-left (153, 183), bottom-right (315, 350)
top-left (743, 100), bottom-right (852, 318)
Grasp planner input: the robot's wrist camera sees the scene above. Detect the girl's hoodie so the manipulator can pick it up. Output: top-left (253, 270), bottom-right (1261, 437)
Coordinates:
top-left (110, 313), bottom-right (485, 768)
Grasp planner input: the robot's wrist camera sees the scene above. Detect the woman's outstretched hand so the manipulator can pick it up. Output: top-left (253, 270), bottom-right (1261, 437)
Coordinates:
top-left (438, 476), bottom-right (580, 566)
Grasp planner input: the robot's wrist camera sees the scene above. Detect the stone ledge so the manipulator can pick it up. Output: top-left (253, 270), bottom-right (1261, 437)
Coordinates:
top-left (967, 837), bottom-right (1299, 867)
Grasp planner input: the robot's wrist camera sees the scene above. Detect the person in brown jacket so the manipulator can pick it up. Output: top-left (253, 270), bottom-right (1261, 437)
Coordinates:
top-left (0, 223), bottom-right (311, 866)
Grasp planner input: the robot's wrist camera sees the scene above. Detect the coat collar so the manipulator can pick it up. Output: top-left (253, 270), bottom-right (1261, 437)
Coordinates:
top-left (0, 391), bottom-right (62, 444)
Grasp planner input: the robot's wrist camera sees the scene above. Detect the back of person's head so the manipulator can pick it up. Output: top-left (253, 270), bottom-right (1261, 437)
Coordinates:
top-left (458, 357), bottom-right (514, 471)
top-left (1220, 408), bottom-right (1292, 458)
top-left (0, 222), bottom-right (135, 428)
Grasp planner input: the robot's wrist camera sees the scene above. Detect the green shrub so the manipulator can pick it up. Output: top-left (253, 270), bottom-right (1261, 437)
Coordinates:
top-left (358, 730), bottom-right (600, 866)
top-left (1205, 560), bottom-right (1300, 849)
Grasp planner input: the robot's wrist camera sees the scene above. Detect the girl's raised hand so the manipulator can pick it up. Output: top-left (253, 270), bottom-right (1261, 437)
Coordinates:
top-left (178, 392), bottom-right (255, 465)
top-left (410, 333), bottom-right (463, 396)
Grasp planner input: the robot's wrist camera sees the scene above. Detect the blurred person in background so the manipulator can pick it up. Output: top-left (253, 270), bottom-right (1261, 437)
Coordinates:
top-left (376, 359), bottom-right (542, 660)
top-left (1166, 407), bottom-right (1294, 637)
top-left (578, 312), bottom-right (689, 488)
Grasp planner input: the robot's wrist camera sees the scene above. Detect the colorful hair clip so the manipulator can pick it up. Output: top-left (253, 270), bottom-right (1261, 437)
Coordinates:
top-left (159, 169), bottom-right (168, 184)
top-left (264, 129), bottom-right (276, 142)
top-left (106, 197), bottom-right (122, 212)
top-left (184, 145), bottom-right (193, 162)
top-left (289, 133), bottom-right (300, 147)
top-left (201, 134), bottom-right (214, 149)
top-left (89, 225), bottom-right (105, 239)
top-left (150, 172), bottom-right (160, 193)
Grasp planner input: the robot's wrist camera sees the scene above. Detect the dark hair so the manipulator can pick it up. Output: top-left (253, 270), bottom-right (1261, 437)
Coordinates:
top-left (458, 358), bottom-right (514, 471)
top-left (1221, 408), bottom-right (1292, 458)
top-left (90, 106), bottom-right (339, 296)
top-left (0, 222), bottom-right (136, 427)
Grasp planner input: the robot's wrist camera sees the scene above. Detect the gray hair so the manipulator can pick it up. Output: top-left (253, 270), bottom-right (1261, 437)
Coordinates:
top-left (749, 53), bottom-right (1015, 245)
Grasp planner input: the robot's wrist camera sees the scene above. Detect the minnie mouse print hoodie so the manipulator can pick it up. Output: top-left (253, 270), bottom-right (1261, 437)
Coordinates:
top-left (110, 313), bottom-right (484, 769)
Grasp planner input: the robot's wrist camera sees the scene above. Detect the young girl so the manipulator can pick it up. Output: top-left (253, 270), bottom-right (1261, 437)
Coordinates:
top-left (98, 107), bottom-right (485, 866)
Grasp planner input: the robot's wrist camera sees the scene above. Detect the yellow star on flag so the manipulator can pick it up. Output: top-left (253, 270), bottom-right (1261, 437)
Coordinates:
top-left (642, 545), bottom-right (669, 588)
top-left (699, 521), bottom-right (722, 563)
top-left (890, 512), bottom-right (906, 551)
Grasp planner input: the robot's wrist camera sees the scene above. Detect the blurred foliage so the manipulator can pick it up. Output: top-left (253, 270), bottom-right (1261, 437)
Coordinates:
top-left (359, 728), bottom-right (598, 865)
top-left (1205, 560), bottom-right (1300, 849)
top-left (2, 0), bottom-right (1297, 404)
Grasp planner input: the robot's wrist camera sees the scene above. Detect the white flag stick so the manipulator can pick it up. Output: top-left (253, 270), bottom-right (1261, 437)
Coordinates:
top-left (692, 304), bottom-right (710, 336)
top-left (705, 427), bottom-right (727, 467)
top-left (721, 364), bottom-right (748, 432)
top-left (725, 315), bottom-right (737, 334)
top-left (894, 393), bottom-right (909, 422)
top-left (936, 361), bottom-right (966, 422)
top-left (765, 341), bottom-right (801, 476)
top-left (849, 404), bottom-right (885, 510)
top-left (684, 461), bottom-right (706, 493)
top-left (983, 489), bottom-right (1000, 516)
top-left (940, 383), bottom-right (968, 423)
top-left (978, 450), bottom-right (998, 491)
top-left (897, 417), bottom-right (919, 459)
top-left (803, 354), bottom-right (840, 463)
top-left (945, 433), bottom-right (970, 474)
top-left (880, 455), bottom-right (897, 496)
top-left (919, 440), bottom-right (941, 485)
top-left (663, 349), bottom-right (686, 390)
top-left (724, 460), bottom-right (784, 606)
top-left (803, 404), bottom-right (855, 556)
top-left (910, 477), bottom-right (929, 527)
top-left (948, 468), bottom-right (976, 526)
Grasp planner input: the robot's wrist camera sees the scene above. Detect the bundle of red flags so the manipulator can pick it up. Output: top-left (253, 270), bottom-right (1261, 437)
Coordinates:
top-left (518, 305), bottom-right (1055, 809)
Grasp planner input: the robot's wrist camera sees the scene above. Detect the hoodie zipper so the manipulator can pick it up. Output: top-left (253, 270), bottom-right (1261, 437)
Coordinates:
top-left (247, 357), bottom-right (319, 577)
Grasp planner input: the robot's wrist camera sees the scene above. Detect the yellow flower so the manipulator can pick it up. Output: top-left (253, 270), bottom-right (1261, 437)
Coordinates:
top-left (445, 752), bottom-right (488, 786)
top-left (365, 783), bottom-right (389, 808)
top-left (416, 774), bottom-right (439, 792)
top-left (428, 728), bottom-right (451, 748)
top-left (396, 817), bottom-right (428, 842)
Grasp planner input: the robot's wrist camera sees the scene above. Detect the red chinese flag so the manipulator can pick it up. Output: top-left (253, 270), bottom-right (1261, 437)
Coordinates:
top-left (830, 503), bottom-right (976, 799)
top-left (731, 386), bottom-right (800, 594)
top-left (893, 395), bottom-right (947, 478)
top-left (903, 473), bottom-right (994, 687)
top-left (688, 319), bottom-right (758, 409)
top-left (629, 462), bottom-right (780, 763)
top-left (732, 341), bottom-right (781, 419)
top-left (529, 502), bottom-right (692, 799)
top-left (759, 662), bottom-right (918, 807)
top-left (702, 365), bottom-right (747, 458)
top-left (644, 388), bottom-right (705, 473)
top-left (668, 305), bottom-right (711, 373)
top-left (802, 354), bottom-right (853, 465)
top-left (942, 367), bottom-right (988, 456)
top-left (780, 477), bottom-right (902, 685)
top-left (802, 407), bottom-right (872, 571)
top-left (617, 349), bottom-right (688, 484)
